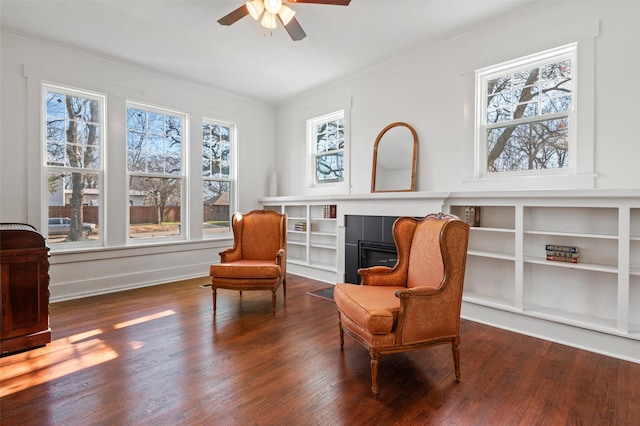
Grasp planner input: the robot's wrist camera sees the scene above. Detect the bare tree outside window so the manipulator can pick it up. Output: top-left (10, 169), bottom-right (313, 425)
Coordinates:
top-left (480, 47), bottom-right (574, 174)
top-left (127, 105), bottom-right (184, 238)
top-left (45, 88), bottom-right (103, 244)
top-left (203, 121), bottom-right (234, 235)
top-left (308, 111), bottom-right (345, 185)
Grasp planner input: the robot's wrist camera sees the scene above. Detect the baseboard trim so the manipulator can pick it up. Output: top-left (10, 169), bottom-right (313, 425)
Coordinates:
top-left (462, 301), bottom-right (640, 364)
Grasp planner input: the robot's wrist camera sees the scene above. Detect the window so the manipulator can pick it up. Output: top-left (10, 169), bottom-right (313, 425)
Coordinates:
top-left (476, 44), bottom-right (576, 177)
top-left (202, 119), bottom-right (235, 236)
top-left (307, 110), bottom-right (345, 187)
top-left (126, 103), bottom-right (185, 239)
top-left (43, 84), bottom-right (104, 246)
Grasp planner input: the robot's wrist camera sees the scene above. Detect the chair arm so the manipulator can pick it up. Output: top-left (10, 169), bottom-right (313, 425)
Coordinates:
top-left (394, 286), bottom-right (441, 298)
top-left (358, 266), bottom-right (407, 287)
top-left (220, 247), bottom-right (241, 263)
top-left (393, 285), bottom-right (460, 344)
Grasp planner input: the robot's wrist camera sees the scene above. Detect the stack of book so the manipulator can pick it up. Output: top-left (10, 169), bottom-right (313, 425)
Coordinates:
top-left (545, 244), bottom-right (579, 263)
top-left (463, 206), bottom-right (481, 227)
top-left (323, 205), bottom-right (337, 219)
top-left (294, 221), bottom-right (307, 232)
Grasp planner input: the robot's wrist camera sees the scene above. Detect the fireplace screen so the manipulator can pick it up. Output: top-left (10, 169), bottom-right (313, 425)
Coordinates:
top-left (358, 240), bottom-right (398, 270)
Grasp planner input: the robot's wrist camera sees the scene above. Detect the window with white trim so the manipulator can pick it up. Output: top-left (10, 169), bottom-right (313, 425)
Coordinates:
top-left (202, 119), bottom-right (235, 236)
top-left (43, 84), bottom-right (104, 247)
top-left (476, 44), bottom-right (576, 177)
top-left (307, 110), bottom-right (345, 187)
top-left (126, 103), bottom-right (185, 239)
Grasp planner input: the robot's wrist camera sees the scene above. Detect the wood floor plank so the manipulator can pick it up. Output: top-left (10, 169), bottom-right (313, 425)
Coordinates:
top-left (1, 274), bottom-right (638, 425)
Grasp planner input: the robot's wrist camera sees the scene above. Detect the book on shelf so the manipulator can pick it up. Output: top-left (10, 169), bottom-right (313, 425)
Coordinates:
top-left (545, 243), bottom-right (580, 263)
top-left (545, 250), bottom-right (579, 258)
top-left (546, 254), bottom-right (579, 263)
top-left (294, 221), bottom-right (307, 231)
top-left (544, 244), bottom-right (579, 253)
top-left (323, 204), bottom-right (337, 219)
top-left (463, 206), bottom-right (481, 227)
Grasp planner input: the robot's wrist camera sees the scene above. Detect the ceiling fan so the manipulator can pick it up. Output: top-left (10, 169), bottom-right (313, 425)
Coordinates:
top-left (218, 0), bottom-right (351, 41)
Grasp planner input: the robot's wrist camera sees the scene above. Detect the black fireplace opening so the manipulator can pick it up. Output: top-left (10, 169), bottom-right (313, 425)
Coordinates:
top-left (344, 215), bottom-right (398, 284)
top-left (358, 240), bottom-right (398, 270)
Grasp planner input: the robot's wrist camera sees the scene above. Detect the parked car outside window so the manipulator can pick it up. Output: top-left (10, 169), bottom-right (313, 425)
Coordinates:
top-left (48, 217), bottom-right (97, 236)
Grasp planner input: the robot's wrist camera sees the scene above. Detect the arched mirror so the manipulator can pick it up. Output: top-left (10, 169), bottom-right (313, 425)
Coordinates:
top-left (371, 122), bottom-right (418, 192)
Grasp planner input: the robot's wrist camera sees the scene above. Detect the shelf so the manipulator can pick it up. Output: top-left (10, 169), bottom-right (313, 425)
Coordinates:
top-left (306, 260), bottom-right (336, 272)
top-left (523, 303), bottom-right (620, 335)
top-left (310, 231), bottom-right (337, 237)
top-left (287, 230), bottom-right (307, 234)
top-left (462, 292), bottom-right (517, 311)
top-left (286, 241), bottom-right (306, 248)
top-left (467, 249), bottom-right (515, 261)
top-left (524, 206), bottom-right (618, 236)
top-left (310, 243), bottom-right (336, 250)
top-left (471, 227), bottom-right (515, 234)
top-left (523, 255), bottom-right (617, 273)
top-left (287, 256), bottom-right (306, 264)
top-left (288, 258), bottom-right (336, 272)
top-left (524, 230), bottom-right (618, 239)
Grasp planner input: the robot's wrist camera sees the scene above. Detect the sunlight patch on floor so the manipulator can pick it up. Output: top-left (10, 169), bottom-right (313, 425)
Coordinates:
top-left (0, 309), bottom-right (177, 398)
top-left (114, 309), bottom-right (176, 329)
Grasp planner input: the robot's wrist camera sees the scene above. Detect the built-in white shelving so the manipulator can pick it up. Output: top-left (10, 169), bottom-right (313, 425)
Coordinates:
top-left (448, 194), bottom-right (640, 347)
top-left (261, 190), bottom-right (640, 362)
top-left (262, 202), bottom-right (338, 281)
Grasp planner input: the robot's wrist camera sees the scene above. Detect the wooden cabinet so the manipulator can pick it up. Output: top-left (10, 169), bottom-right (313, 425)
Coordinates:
top-left (1, 223), bottom-right (51, 355)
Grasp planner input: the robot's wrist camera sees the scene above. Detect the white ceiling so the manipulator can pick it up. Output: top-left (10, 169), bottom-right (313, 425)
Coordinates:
top-left (1, 0), bottom-right (542, 104)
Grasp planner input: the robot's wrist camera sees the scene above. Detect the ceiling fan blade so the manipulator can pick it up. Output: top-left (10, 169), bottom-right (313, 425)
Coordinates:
top-left (217, 5), bottom-right (249, 26)
top-left (288, 0), bottom-right (351, 5)
top-left (281, 16), bottom-right (307, 41)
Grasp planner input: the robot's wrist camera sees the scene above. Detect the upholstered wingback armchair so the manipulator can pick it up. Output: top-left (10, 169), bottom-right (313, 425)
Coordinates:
top-left (209, 210), bottom-right (286, 315)
top-left (334, 213), bottom-right (470, 397)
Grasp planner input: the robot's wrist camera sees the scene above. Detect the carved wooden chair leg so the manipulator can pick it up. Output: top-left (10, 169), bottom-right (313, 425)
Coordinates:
top-left (271, 289), bottom-right (277, 314)
top-left (212, 288), bottom-right (217, 314)
top-left (282, 277), bottom-right (287, 297)
top-left (370, 351), bottom-right (380, 398)
top-left (452, 337), bottom-right (461, 382)
top-left (338, 314), bottom-right (344, 347)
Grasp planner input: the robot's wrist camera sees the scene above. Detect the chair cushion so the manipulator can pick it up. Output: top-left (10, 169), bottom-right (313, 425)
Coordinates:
top-left (210, 260), bottom-right (281, 279)
top-left (334, 283), bottom-right (404, 334)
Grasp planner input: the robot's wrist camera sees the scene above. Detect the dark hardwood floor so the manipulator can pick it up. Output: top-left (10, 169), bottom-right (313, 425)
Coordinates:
top-left (1, 274), bottom-right (638, 425)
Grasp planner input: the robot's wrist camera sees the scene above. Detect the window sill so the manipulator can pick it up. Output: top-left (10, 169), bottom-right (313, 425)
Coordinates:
top-left (462, 173), bottom-right (597, 192)
top-left (48, 237), bottom-right (232, 264)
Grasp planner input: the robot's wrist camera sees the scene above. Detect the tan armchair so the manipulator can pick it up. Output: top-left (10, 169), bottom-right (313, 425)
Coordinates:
top-left (209, 210), bottom-right (286, 315)
top-left (334, 213), bottom-right (470, 397)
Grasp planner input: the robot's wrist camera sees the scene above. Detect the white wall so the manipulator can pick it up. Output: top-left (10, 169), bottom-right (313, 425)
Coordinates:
top-left (274, 1), bottom-right (640, 195)
top-left (0, 31), bottom-right (275, 300)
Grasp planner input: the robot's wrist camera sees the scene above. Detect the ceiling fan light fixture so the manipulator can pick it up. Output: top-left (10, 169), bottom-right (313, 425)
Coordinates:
top-left (278, 4), bottom-right (296, 25)
top-left (263, 0), bottom-right (283, 15)
top-left (246, 0), bottom-right (264, 20)
top-left (260, 11), bottom-right (278, 29)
